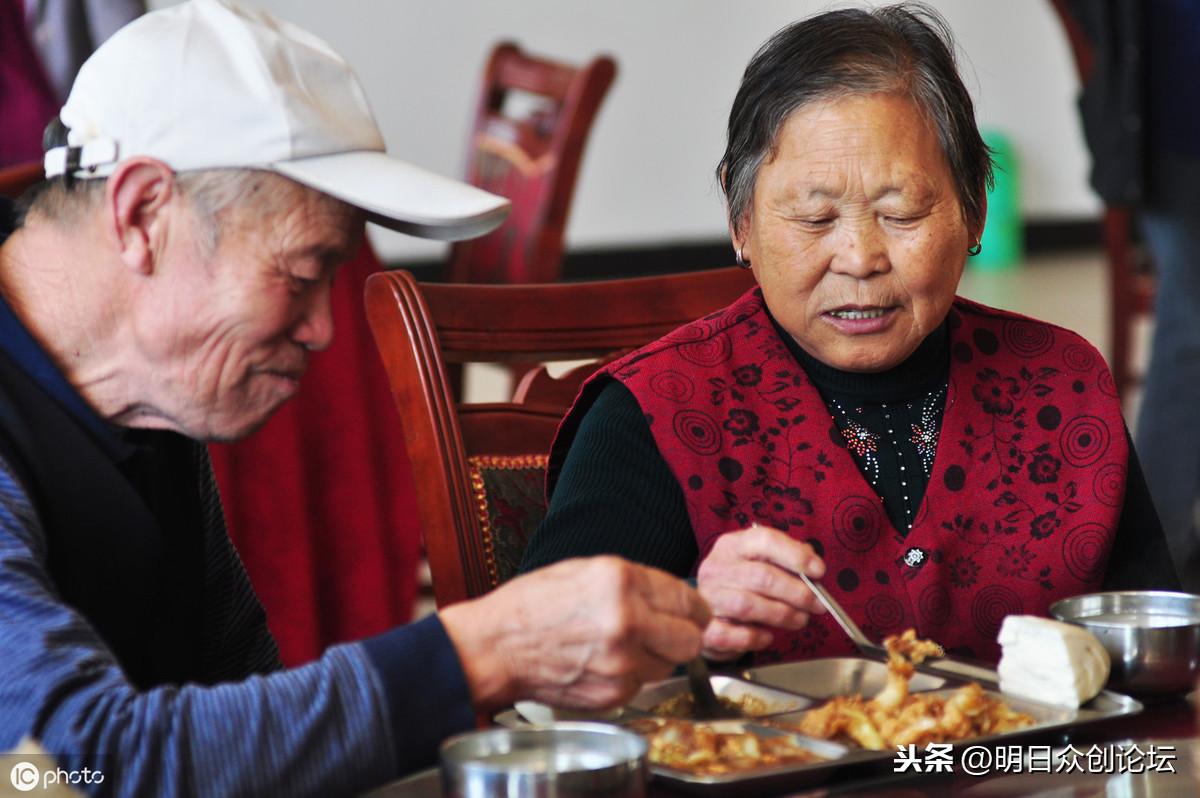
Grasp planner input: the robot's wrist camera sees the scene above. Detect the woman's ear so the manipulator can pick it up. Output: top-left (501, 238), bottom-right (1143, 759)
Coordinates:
top-left (729, 223), bottom-right (744, 259)
top-left (104, 157), bottom-right (177, 276)
top-left (970, 194), bottom-right (988, 250)
top-left (729, 214), bottom-right (753, 267)
top-left (721, 164), bottom-right (754, 267)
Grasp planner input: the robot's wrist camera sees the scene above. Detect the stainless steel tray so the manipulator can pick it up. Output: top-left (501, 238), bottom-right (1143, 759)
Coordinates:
top-left (626, 673), bottom-right (812, 717)
top-left (496, 658), bottom-right (1142, 796)
top-left (625, 717), bottom-right (852, 795)
top-left (741, 656), bottom-right (1143, 731)
top-left (742, 656), bottom-right (948, 698)
top-left (706, 657), bottom-right (1142, 795)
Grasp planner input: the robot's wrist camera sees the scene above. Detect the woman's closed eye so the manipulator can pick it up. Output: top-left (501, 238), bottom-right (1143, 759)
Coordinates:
top-left (881, 212), bottom-right (928, 229)
top-left (792, 216), bottom-right (836, 231)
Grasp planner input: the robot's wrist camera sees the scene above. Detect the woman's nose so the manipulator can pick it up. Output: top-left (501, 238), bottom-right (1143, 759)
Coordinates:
top-left (831, 223), bottom-right (890, 277)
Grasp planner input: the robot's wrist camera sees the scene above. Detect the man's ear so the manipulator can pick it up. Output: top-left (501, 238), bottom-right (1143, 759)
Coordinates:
top-left (104, 158), bottom-right (177, 276)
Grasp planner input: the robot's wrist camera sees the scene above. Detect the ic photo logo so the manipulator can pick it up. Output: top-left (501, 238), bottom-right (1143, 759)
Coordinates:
top-left (8, 760), bottom-right (105, 792)
top-left (9, 762), bottom-right (38, 792)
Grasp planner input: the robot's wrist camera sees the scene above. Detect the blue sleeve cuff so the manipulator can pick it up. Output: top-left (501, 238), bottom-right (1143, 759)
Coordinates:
top-left (361, 614), bottom-right (477, 774)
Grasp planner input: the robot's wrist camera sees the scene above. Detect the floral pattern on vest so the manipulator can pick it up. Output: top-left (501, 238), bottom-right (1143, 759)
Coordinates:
top-left (553, 288), bottom-right (1127, 664)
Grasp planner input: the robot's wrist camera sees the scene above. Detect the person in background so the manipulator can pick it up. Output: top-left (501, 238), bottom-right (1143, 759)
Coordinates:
top-left (521, 2), bottom-right (1178, 667)
top-left (0, 2), bottom-right (710, 795)
top-left (1060, 0), bottom-right (1200, 592)
top-left (23, 0), bottom-right (145, 102)
top-left (0, 0), bottom-right (59, 167)
top-left (1, 0), bottom-right (143, 168)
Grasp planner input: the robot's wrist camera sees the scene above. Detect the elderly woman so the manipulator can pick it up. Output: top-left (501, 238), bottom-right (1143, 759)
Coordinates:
top-left (520, 4), bottom-right (1179, 664)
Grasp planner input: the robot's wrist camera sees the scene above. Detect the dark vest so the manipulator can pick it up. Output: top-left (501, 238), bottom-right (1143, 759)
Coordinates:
top-left (552, 289), bottom-right (1126, 663)
top-left (0, 348), bottom-right (206, 688)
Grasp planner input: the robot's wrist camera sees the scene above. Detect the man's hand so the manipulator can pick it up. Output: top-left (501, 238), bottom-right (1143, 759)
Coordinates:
top-left (695, 524), bottom-right (827, 661)
top-left (439, 556), bottom-right (710, 712)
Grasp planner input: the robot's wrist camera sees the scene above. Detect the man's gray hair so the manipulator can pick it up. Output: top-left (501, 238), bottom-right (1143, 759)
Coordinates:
top-left (717, 3), bottom-right (993, 237)
top-left (19, 169), bottom-right (272, 252)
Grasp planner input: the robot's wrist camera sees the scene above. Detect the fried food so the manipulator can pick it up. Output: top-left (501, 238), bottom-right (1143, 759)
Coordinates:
top-left (795, 630), bottom-right (1034, 750)
top-left (649, 691), bottom-right (771, 719)
top-left (626, 718), bottom-right (825, 775)
top-left (873, 629), bottom-right (944, 712)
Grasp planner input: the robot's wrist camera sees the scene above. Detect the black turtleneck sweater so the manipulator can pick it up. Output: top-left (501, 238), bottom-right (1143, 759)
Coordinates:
top-left (519, 319), bottom-right (1179, 592)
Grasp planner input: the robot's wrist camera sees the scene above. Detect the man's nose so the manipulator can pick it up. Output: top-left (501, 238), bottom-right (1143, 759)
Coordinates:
top-left (292, 283), bottom-right (335, 352)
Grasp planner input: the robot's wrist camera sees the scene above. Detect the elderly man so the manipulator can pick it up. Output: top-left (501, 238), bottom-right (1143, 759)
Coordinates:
top-left (0, 2), bottom-right (709, 795)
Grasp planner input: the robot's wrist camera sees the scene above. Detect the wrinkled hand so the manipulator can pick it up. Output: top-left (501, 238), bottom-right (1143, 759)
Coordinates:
top-left (696, 524), bottom-right (827, 661)
top-left (440, 556), bottom-right (710, 712)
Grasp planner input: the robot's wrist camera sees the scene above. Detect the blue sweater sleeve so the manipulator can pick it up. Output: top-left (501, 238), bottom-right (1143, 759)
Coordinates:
top-left (0, 456), bottom-right (474, 797)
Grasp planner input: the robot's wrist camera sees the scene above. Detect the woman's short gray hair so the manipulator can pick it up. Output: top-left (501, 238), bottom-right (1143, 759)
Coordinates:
top-left (717, 3), bottom-right (993, 237)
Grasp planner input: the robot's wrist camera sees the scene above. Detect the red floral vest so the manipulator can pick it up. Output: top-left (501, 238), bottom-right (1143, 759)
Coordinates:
top-left (551, 289), bottom-right (1126, 663)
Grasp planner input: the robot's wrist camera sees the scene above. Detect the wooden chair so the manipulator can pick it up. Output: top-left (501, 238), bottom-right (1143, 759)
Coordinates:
top-left (365, 266), bottom-right (757, 607)
top-left (1048, 0), bottom-right (1155, 401)
top-left (446, 42), bottom-right (617, 285)
top-left (0, 161), bottom-right (43, 198)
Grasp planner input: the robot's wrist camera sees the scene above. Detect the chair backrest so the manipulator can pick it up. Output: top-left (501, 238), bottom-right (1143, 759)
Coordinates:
top-left (446, 42), bottom-right (616, 284)
top-left (0, 161), bottom-right (44, 199)
top-left (365, 267), bottom-right (757, 607)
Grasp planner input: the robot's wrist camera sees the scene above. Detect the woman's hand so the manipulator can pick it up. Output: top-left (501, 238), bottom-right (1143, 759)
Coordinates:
top-left (695, 524), bottom-right (828, 661)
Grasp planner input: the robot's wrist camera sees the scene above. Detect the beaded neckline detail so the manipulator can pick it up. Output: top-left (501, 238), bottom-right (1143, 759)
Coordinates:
top-left (828, 382), bottom-right (948, 531)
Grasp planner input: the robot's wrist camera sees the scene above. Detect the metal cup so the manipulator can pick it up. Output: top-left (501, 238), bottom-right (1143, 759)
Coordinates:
top-left (1050, 590), bottom-right (1200, 697)
top-left (440, 722), bottom-right (647, 798)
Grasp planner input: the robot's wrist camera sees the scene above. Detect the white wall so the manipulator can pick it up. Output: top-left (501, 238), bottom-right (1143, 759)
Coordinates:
top-left (149, 0), bottom-right (1098, 263)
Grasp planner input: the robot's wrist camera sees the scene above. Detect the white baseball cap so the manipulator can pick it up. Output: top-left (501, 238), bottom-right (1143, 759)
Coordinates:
top-left (43, 0), bottom-right (509, 241)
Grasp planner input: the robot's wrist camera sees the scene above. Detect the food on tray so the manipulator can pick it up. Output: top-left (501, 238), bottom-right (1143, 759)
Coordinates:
top-left (872, 628), bottom-right (944, 710)
top-left (626, 718), bottom-right (826, 775)
top-left (649, 691), bottom-right (772, 718)
top-left (997, 615), bottom-right (1110, 708)
top-left (794, 630), bottom-right (1035, 750)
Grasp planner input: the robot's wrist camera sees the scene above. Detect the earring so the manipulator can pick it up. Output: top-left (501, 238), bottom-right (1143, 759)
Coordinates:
top-left (735, 248), bottom-right (752, 269)
top-left (967, 242), bottom-right (982, 256)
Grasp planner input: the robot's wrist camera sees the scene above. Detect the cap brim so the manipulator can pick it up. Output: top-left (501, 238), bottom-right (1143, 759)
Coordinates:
top-left (272, 150), bottom-right (510, 241)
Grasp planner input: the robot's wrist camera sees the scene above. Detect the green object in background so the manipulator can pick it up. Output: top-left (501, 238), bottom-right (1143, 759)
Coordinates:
top-left (972, 129), bottom-right (1023, 270)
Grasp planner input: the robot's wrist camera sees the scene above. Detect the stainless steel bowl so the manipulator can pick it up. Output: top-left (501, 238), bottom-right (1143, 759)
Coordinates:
top-left (1050, 591), bottom-right (1200, 697)
top-left (440, 722), bottom-right (646, 798)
